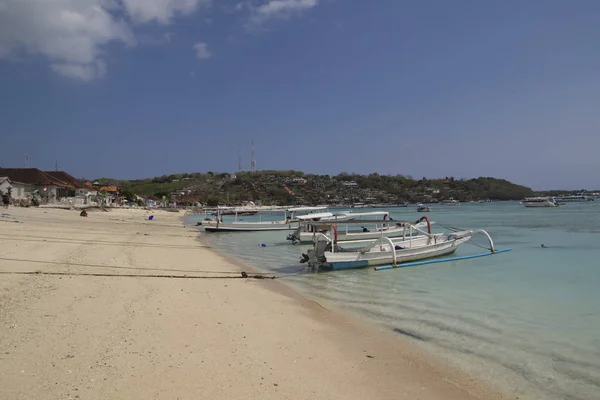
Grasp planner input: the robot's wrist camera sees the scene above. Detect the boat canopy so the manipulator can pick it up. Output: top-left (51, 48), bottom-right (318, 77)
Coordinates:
top-left (304, 219), bottom-right (418, 226)
top-left (345, 211), bottom-right (390, 218)
top-left (295, 212), bottom-right (335, 221)
top-left (286, 206), bottom-right (328, 213)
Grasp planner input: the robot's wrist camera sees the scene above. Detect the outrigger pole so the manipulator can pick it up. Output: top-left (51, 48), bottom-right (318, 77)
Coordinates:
top-left (374, 248), bottom-right (512, 271)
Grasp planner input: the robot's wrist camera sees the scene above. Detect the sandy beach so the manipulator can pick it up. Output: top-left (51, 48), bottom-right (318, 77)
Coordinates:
top-left (0, 207), bottom-right (506, 400)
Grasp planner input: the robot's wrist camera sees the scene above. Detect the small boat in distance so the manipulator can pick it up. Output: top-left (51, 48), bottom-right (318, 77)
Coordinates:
top-left (522, 197), bottom-right (558, 207)
top-left (441, 199), bottom-right (460, 206)
top-left (553, 194), bottom-right (594, 202)
top-left (417, 204), bottom-right (431, 212)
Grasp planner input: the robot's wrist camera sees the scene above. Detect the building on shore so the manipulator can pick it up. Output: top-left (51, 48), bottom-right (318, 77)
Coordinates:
top-left (0, 176), bottom-right (12, 195)
top-left (0, 168), bottom-right (86, 204)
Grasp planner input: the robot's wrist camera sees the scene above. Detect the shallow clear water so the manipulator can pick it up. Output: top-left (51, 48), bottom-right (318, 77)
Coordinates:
top-left (185, 202), bottom-right (600, 400)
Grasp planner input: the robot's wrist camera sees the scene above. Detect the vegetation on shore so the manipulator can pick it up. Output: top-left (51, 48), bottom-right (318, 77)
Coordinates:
top-left (92, 171), bottom-right (537, 206)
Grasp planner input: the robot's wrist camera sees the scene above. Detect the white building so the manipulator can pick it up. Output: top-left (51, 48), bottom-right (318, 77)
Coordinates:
top-left (0, 177), bottom-right (12, 195)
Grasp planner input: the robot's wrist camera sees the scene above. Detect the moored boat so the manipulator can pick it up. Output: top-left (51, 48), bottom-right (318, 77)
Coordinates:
top-left (553, 194), bottom-right (594, 202)
top-left (287, 211), bottom-right (433, 244)
top-left (201, 206), bottom-right (352, 232)
top-left (522, 197), bottom-right (558, 207)
top-left (417, 204), bottom-right (430, 212)
top-left (301, 217), bottom-right (497, 271)
top-left (441, 199), bottom-right (460, 206)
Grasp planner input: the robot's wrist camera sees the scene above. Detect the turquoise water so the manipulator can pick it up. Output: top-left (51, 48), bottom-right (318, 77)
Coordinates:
top-left (185, 202), bottom-right (600, 400)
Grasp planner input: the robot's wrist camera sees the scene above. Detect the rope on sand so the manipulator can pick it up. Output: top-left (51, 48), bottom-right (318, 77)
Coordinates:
top-left (0, 257), bottom-right (267, 274)
top-left (0, 271), bottom-right (276, 280)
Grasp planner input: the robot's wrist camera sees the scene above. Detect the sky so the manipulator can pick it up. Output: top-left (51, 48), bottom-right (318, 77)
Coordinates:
top-left (1, 0), bottom-right (599, 190)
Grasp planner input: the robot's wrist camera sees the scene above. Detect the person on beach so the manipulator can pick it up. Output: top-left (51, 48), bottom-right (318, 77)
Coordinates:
top-left (2, 192), bottom-right (9, 208)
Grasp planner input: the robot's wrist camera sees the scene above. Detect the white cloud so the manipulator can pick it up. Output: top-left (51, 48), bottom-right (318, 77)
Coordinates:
top-left (51, 60), bottom-right (107, 81)
top-left (249, 0), bottom-right (318, 26)
top-left (0, 0), bottom-right (209, 81)
top-left (139, 32), bottom-right (176, 46)
top-left (121, 0), bottom-right (209, 25)
top-left (193, 42), bottom-right (211, 60)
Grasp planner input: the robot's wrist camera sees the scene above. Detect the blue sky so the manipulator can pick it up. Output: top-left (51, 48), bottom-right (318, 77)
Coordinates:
top-left (1, 0), bottom-right (599, 190)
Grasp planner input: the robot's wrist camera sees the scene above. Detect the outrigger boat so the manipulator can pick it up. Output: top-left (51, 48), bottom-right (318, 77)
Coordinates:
top-left (287, 211), bottom-right (432, 245)
top-left (522, 197), bottom-right (558, 207)
top-left (201, 206), bottom-right (355, 232)
top-left (301, 216), bottom-right (498, 271)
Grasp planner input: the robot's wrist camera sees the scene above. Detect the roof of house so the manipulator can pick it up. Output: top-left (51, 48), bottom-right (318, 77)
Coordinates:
top-left (44, 171), bottom-right (83, 188)
top-left (98, 186), bottom-right (119, 192)
top-left (0, 168), bottom-right (82, 188)
top-left (0, 176), bottom-right (11, 184)
top-left (0, 168), bottom-right (56, 185)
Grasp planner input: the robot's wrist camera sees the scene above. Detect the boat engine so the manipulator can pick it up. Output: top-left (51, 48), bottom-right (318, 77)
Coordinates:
top-left (305, 239), bottom-right (330, 267)
top-left (287, 227), bottom-right (302, 244)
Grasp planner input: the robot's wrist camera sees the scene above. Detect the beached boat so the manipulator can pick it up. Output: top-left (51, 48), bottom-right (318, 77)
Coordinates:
top-left (301, 217), bottom-right (496, 271)
top-left (522, 197), bottom-right (558, 207)
top-left (287, 211), bottom-right (432, 244)
top-left (201, 206), bottom-right (354, 232)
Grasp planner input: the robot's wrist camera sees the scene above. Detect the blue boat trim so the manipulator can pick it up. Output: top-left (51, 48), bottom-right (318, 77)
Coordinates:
top-left (374, 248), bottom-right (512, 271)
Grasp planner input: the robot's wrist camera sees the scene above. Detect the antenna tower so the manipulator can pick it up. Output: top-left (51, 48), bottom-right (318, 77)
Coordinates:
top-left (25, 153), bottom-right (30, 168)
top-left (250, 140), bottom-right (256, 172)
top-left (55, 160), bottom-right (58, 171)
top-left (238, 150), bottom-right (242, 171)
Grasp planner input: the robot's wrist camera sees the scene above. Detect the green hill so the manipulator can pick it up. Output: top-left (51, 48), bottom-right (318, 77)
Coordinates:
top-left (93, 171), bottom-right (535, 206)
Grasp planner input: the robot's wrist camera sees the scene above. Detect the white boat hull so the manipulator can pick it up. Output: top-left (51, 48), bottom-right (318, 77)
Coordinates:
top-left (523, 201), bottom-right (557, 207)
top-left (308, 234), bottom-right (471, 270)
top-left (202, 220), bottom-right (298, 232)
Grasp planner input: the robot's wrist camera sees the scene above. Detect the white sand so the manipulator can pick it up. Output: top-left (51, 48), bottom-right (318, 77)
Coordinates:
top-left (0, 207), bottom-right (506, 400)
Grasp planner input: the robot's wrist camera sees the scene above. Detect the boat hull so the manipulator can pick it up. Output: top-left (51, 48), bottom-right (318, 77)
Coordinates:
top-left (324, 246), bottom-right (459, 270)
top-left (310, 236), bottom-right (470, 270)
top-left (522, 197), bottom-right (558, 207)
top-left (202, 221), bottom-right (298, 232)
top-left (523, 202), bottom-right (556, 207)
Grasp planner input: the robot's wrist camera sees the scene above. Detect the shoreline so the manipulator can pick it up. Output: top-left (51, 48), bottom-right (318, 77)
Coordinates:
top-left (0, 207), bottom-right (507, 399)
top-left (191, 221), bottom-right (508, 400)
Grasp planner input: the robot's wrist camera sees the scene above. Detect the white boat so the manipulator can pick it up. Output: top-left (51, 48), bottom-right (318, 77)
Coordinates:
top-left (201, 206), bottom-right (348, 232)
top-left (553, 194), bottom-right (594, 202)
top-left (211, 205), bottom-right (258, 216)
top-left (417, 204), bottom-right (431, 212)
top-left (522, 197), bottom-right (558, 207)
top-left (441, 199), bottom-right (460, 205)
top-left (295, 212), bottom-right (356, 223)
top-left (288, 211), bottom-right (432, 244)
top-left (301, 217), bottom-right (496, 271)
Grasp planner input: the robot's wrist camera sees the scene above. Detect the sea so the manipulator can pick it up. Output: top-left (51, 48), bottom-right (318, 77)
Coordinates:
top-left (184, 202), bottom-right (600, 400)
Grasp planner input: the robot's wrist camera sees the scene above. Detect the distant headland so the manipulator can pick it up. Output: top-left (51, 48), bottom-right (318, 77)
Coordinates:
top-left (91, 170), bottom-right (597, 206)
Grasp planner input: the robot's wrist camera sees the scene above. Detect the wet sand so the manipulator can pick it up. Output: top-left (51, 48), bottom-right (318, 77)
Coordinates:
top-left (0, 207), bottom-right (506, 399)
